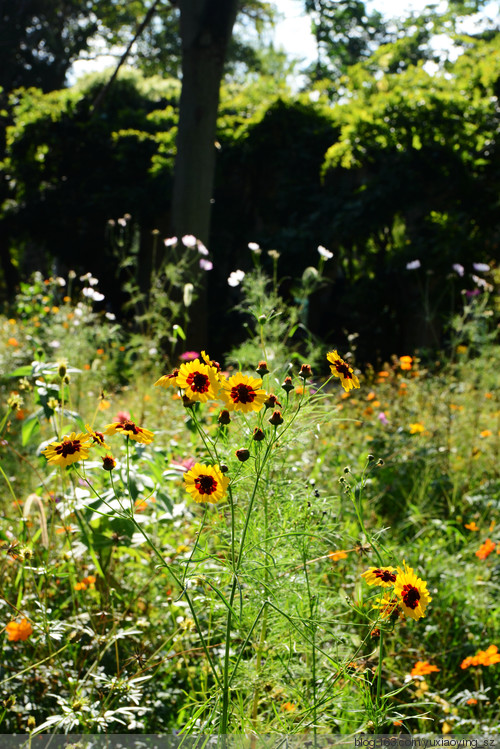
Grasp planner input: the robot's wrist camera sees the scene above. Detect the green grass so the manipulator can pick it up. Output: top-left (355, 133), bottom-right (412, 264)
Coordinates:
top-left (0, 270), bottom-right (498, 736)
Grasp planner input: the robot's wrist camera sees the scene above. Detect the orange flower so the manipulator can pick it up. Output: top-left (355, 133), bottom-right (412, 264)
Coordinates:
top-left (6, 618), bottom-right (33, 642)
top-left (480, 430), bottom-right (492, 438)
top-left (75, 575), bottom-right (97, 591)
top-left (7, 337), bottom-right (19, 347)
top-left (461, 644), bottom-right (500, 669)
top-left (466, 698), bottom-right (478, 705)
top-left (464, 521), bottom-right (480, 531)
top-left (281, 702), bottom-right (297, 712)
top-left (329, 550), bottom-right (348, 562)
top-left (399, 356), bottom-right (413, 370)
top-left (410, 660), bottom-right (440, 677)
top-left (475, 538), bottom-right (496, 559)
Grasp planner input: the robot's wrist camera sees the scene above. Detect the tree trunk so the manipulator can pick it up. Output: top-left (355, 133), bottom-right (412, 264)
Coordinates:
top-left (170, 0), bottom-right (238, 351)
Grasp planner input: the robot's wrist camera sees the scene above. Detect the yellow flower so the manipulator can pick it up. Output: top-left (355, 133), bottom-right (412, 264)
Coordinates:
top-left (43, 432), bottom-right (91, 467)
top-left (220, 372), bottom-right (267, 413)
top-left (361, 566), bottom-right (397, 588)
top-left (393, 562), bottom-right (432, 620)
top-left (464, 521), bottom-right (480, 531)
top-left (154, 368), bottom-right (180, 389)
top-left (409, 422), bottom-right (425, 434)
top-left (399, 355), bottom-right (413, 370)
top-left (326, 350), bottom-right (360, 391)
top-left (329, 550), bottom-right (348, 562)
top-left (85, 424), bottom-right (110, 449)
top-left (6, 618), bottom-right (33, 642)
top-left (183, 463), bottom-right (229, 504)
top-left (103, 420), bottom-right (154, 444)
top-left (176, 360), bottom-right (220, 402)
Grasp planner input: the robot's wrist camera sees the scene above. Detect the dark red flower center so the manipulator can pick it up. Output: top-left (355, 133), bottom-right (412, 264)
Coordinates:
top-left (187, 371), bottom-right (210, 393)
top-left (56, 440), bottom-right (81, 457)
top-left (401, 583), bottom-right (420, 609)
top-left (230, 383), bottom-right (255, 404)
top-left (374, 569), bottom-right (397, 583)
top-left (121, 420), bottom-right (140, 435)
top-left (195, 474), bottom-right (217, 495)
top-left (91, 431), bottom-right (105, 445)
top-left (334, 361), bottom-right (352, 379)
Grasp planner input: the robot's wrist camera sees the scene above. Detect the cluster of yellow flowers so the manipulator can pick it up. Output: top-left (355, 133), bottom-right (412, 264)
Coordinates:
top-left (361, 562), bottom-right (432, 621)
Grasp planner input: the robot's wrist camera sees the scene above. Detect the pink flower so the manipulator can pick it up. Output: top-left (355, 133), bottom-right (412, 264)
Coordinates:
top-left (179, 351), bottom-right (200, 361)
top-left (199, 258), bottom-right (213, 271)
top-left (170, 457), bottom-right (196, 473)
top-left (114, 410), bottom-right (131, 423)
top-left (378, 412), bottom-right (389, 425)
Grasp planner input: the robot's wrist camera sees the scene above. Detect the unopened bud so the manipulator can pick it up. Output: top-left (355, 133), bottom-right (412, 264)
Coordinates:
top-left (269, 410), bottom-right (284, 426)
top-left (183, 283), bottom-right (194, 307)
top-left (281, 376), bottom-right (294, 393)
top-left (299, 363), bottom-right (312, 379)
top-left (220, 464), bottom-right (229, 473)
top-left (367, 454), bottom-right (375, 462)
top-left (253, 428), bottom-right (265, 441)
top-left (102, 455), bottom-right (116, 471)
top-left (236, 448), bottom-right (250, 462)
top-left (218, 409), bottom-right (231, 425)
top-left (182, 394), bottom-right (196, 408)
top-left (264, 393), bottom-right (282, 409)
top-left (256, 360), bottom-right (269, 376)
top-left (57, 361), bottom-right (67, 378)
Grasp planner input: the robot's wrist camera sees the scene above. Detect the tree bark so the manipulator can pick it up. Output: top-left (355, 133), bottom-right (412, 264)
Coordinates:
top-left (170, 0), bottom-right (239, 350)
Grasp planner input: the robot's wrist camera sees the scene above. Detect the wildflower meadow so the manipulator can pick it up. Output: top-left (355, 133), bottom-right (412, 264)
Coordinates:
top-left (0, 252), bottom-right (499, 738)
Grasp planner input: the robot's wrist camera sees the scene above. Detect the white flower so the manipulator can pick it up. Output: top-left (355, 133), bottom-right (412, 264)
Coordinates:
top-left (471, 274), bottom-right (493, 290)
top-left (164, 236), bottom-right (178, 247)
top-left (82, 287), bottom-right (105, 302)
top-left (199, 258), bottom-right (213, 271)
top-left (317, 245), bottom-right (333, 260)
top-left (406, 260), bottom-right (421, 270)
top-left (473, 262), bottom-right (490, 273)
top-left (248, 242), bottom-right (261, 253)
top-left (228, 270), bottom-right (245, 287)
top-left (452, 263), bottom-right (464, 277)
top-left (181, 234), bottom-right (197, 248)
top-left (80, 273), bottom-right (98, 286)
top-left (55, 277), bottom-right (66, 287)
top-left (105, 312), bottom-right (116, 321)
top-left (196, 240), bottom-right (209, 255)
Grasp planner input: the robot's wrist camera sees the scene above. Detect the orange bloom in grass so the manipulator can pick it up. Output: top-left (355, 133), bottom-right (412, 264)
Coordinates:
top-left (399, 355), bottom-right (413, 370)
top-left (326, 350), bottom-right (360, 392)
top-left (480, 429), bottom-right (492, 438)
top-left (411, 661), bottom-right (440, 677)
top-left (466, 698), bottom-right (478, 705)
top-left (281, 702), bottom-right (297, 712)
top-left (43, 432), bottom-right (91, 467)
top-left (329, 550), bottom-right (348, 562)
top-left (6, 618), bottom-right (33, 642)
top-left (7, 337), bottom-right (19, 347)
top-left (103, 420), bottom-right (154, 444)
top-left (75, 575), bottom-right (96, 591)
top-left (361, 566), bottom-right (397, 588)
top-left (464, 521), bottom-right (480, 531)
top-left (461, 644), bottom-right (500, 669)
top-left (220, 373), bottom-right (267, 413)
top-left (475, 538), bottom-right (496, 559)
top-left (176, 359), bottom-right (220, 402)
top-left (184, 463), bottom-right (229, 504)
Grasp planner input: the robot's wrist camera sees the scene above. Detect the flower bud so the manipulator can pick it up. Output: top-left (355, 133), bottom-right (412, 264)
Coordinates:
top-left (218, 409), bottom-right (231, 425)
top-left (264, 393), bottom-right (282, 409)
top-left (102, 455), bottom-right (116, 471)
top-left (253, 428), bottom-right (265, 441)
top-left (182, 394), bottom-right (196, 408)
top-left (268, 410), bottom-right (284, 426)
top-left (299, 363), bottom-right (312, 379)
top-left (220, 464), bottom-right (229, 473)
top-left (183, 283), bottom-right (194, 307)
top-left (236, 448), bottom-right (250, 462)
top-left (281, 376), bottom-right (294, 393)
top-left (256, 360), bottom-right (269, 376)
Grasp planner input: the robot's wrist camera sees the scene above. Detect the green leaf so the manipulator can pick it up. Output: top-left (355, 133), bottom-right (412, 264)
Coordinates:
top-left (22, 415), bottom-right (40, 446)
top-left (7, 365), bottom-right (34, 378)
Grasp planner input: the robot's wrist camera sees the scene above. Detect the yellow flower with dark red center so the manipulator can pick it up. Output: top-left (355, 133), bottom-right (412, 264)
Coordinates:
top-left (183, 463), bottom-right (229, 504)
top-left (475, 538), bottom-right (496, 559)
top-left (371, 593), bottom-right (402, 620)
top-left (103, 420), bottom-right (154, 444)
top-left (393, 562), bottom-right (432, 620)
top-left (154, 368), bottom-right (180, 389)
top-left (220, 373), bottom-right (267, 413)
top-left (410, 660), bottom-right (440, 677)
top-left (361, 566), bottom-right (397, 588)
top-left (85, 424), bottom-right (110, 449)
top-left (43, 432), bottom-right (91, 467)
top-left (6, 618), bottom-right (33, 641)
top-left (326, 350), bottom-right (360, 392)
top-left (176, 360), bottom-right (220, 402)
